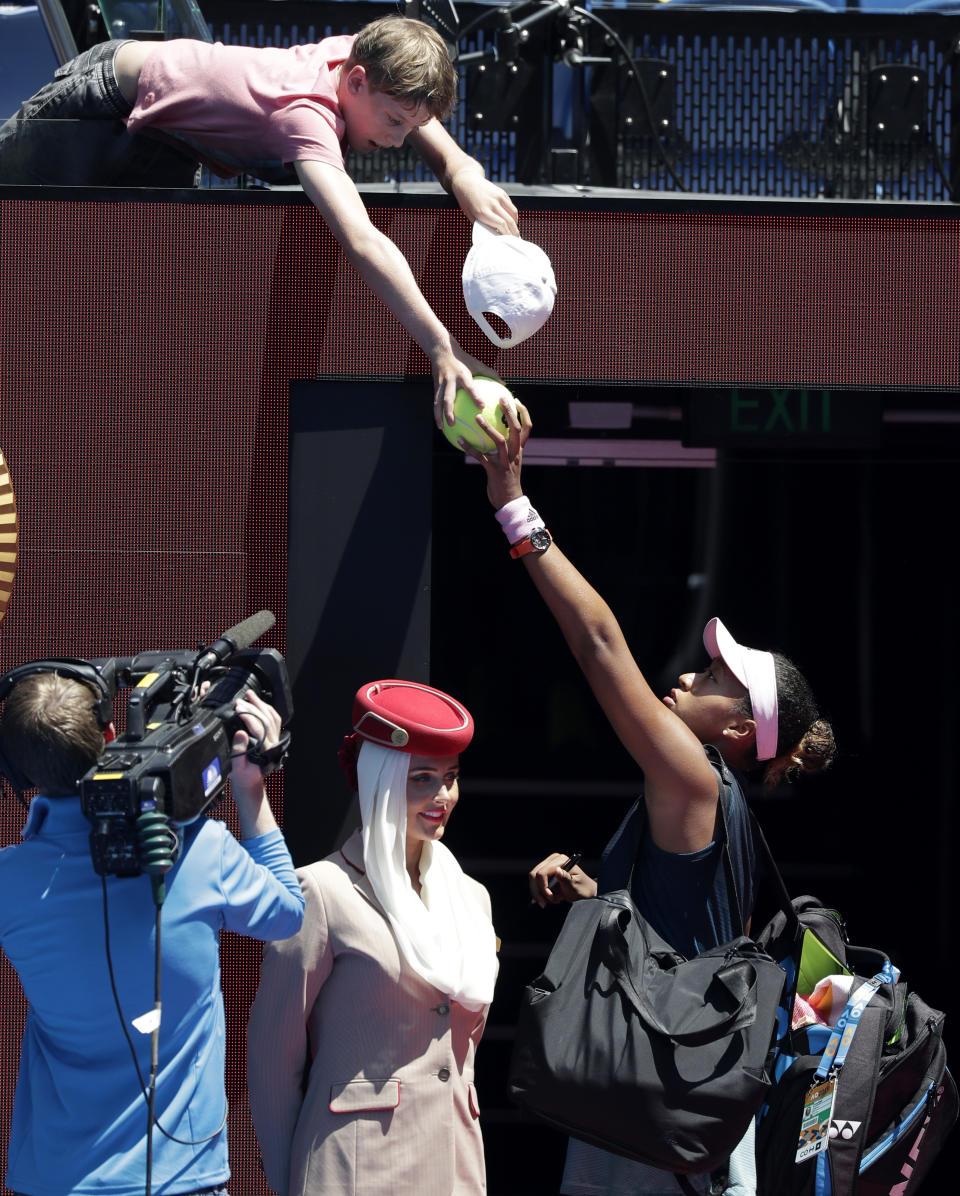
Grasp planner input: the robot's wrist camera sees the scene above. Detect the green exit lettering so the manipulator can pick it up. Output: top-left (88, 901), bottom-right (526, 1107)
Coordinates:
top-left (730, 391), bottom-right (832, 435)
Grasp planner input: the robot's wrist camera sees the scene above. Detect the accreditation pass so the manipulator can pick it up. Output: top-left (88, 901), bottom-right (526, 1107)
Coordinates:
top-left (795, 1074), bottom-right (837, 1163)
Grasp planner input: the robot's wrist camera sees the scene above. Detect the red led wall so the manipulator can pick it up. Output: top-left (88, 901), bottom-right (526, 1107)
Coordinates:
top-left (6, 191), bottom-right (958, 399)
top-left (1, 188), bottom-right (959, 1194)
top-left (266, 194), bottom-right (960, 389)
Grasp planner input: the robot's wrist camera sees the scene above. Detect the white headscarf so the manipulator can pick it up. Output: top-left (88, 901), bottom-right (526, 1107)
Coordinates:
top-left (357, 741), bottom-right (498, 1012)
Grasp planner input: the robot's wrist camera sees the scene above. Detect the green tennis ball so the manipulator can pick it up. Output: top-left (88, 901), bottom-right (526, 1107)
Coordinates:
top-left (442, 377), bottom-right (517, 453)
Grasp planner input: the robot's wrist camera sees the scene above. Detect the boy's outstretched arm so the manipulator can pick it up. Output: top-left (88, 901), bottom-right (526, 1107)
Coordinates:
top-left (409, 121), bottom-right (519, 236)
top-left (295, 157), bottom-right (495, 427)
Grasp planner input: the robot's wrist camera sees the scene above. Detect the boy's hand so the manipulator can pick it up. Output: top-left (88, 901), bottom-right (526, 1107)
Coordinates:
top-left (461, 397), bottom-right (532, 508)
top-left (409, 125), bottom-right (519, 236)
top-left (450, 167), bottom-right (519, 237)
top-left (432, 342), bottom-right (504, 429)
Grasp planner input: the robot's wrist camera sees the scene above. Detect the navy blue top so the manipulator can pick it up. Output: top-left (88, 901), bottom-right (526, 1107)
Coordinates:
top-left (596, 745), bottom-right (757, 959)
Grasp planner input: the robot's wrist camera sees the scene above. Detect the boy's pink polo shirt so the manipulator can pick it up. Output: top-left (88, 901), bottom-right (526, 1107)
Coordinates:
top-left (126, 36), bottom-right (354, 170)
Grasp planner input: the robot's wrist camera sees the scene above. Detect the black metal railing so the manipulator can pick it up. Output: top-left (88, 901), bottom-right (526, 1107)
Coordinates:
top-left (197, 1), bottom-right (959, 199)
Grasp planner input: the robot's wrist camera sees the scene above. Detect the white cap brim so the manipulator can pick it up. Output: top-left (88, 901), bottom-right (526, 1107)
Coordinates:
top-left (703, 617), bottom-right (779, 762)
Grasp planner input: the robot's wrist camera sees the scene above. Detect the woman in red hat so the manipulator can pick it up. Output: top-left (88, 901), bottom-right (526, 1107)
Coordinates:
top-left (247, 680), bottom-right (498, 1196)
top-left (467, 404), bottom-right (837, 1196)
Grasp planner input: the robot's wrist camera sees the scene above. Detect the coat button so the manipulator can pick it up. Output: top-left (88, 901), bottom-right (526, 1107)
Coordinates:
top-left (436, 1003), bottom-right (450, 1015)
top-left (438, 1067), bottom-right (450, 1082)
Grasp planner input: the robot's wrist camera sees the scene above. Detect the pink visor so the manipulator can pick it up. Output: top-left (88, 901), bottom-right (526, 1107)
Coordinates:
top-left (703, 617), bottom-right (779, 762)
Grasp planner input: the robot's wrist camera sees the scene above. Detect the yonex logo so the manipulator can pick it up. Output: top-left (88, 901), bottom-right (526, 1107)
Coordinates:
top-left (829, 1120), bottom-right (862, 1140)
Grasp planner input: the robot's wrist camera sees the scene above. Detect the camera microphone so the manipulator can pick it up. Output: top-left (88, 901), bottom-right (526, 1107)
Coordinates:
top-left (193, 610), bottom-right (276, 674)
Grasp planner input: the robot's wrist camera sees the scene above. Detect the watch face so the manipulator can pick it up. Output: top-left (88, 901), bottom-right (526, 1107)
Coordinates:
top-left (530, 528), bottom-right (552, 551)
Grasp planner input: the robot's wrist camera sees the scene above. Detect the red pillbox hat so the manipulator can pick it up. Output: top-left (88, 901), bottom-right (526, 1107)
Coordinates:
top-left (351, 679), bottom-right (474, 757)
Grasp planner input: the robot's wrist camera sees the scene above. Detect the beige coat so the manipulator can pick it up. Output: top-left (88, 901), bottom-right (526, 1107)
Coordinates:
top-left (247, 830), bottom-right (495, 1195)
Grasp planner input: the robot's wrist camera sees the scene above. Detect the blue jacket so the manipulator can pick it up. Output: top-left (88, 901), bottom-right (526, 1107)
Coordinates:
top-left (0, 794), bottom-right (304, 1195)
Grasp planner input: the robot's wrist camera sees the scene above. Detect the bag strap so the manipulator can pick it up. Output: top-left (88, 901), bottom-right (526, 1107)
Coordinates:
top-left (598, 902), bottom-right (761, 1045)
top-left (745, 805), bottom-right (799, 932)
top-left (711, 755), bottom-right (746, 938)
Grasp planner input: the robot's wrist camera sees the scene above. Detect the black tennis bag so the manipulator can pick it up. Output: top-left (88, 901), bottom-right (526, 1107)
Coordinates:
top-left (507, 886), bottom-right (785, 1175)
top-left (508, 778), bottom-right (787, 1178)
top-left (752, 879), bottom-right (958, 1195)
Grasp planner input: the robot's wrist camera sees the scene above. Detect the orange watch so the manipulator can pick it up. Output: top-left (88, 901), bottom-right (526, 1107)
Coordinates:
top-left (510, 527), bottom-right (552, 559)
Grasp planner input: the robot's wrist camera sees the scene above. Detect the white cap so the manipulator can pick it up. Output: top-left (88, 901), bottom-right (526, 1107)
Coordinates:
top-left (462, 221), bottom-right (557, 348)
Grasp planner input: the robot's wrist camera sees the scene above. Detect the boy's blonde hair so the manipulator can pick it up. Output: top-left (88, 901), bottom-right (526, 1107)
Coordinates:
top-left (346, 15), bottom-right (457, 120)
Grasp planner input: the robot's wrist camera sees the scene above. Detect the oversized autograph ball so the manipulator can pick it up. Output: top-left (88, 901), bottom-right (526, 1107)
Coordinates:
top-left (442, 376), bottom-right (519, 454)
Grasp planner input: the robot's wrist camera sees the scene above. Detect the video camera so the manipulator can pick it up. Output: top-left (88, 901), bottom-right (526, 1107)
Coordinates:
top-left (80, 610), bottom-right (292, 880)
top-left (0, 611), bottom-right (293, 883)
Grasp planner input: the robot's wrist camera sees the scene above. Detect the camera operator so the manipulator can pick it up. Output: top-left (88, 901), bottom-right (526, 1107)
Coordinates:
top-left (0, 671), bottom-right (305, 1196)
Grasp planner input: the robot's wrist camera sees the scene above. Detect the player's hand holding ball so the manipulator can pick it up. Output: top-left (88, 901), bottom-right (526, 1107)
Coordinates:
top-left (456, 383), bottom-right (532, 513)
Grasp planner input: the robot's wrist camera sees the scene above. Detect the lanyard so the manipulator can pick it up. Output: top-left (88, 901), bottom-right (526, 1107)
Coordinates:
top-left (815, 960), bottom-right (900, 1081)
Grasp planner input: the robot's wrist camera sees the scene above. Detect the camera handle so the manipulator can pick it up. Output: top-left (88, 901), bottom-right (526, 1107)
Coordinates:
top-left (136, 794), bottom-right (180, 906)
top-left (245, 728), bottom-right (292, 778)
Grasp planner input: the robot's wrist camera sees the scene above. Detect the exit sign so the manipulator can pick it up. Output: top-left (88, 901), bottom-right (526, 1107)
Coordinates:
top-left (683, 391), bottom-right (883, 447)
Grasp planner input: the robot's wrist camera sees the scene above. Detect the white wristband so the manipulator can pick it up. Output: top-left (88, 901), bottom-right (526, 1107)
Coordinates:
top-left (495, 496), bottom-right (546, 545)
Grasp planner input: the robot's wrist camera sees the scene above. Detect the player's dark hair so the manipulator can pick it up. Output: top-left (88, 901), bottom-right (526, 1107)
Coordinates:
top-left (736, 652), bottom-right (837, 787)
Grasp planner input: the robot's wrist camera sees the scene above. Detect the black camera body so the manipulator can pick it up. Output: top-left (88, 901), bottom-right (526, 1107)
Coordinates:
top-left (81, 707), bottom-right (232, 878)
top-left (0, 613), bottom-right (290, 882)
top-left (79, 630), bottom-right (292, 880)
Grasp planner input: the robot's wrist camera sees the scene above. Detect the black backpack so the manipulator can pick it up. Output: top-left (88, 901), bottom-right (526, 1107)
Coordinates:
top-left (751, 825), bottom-right (958, 1195)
